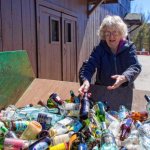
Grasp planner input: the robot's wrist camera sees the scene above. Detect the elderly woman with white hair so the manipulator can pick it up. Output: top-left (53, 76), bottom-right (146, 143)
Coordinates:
top-left (79, 15), bottom-right (141, 95)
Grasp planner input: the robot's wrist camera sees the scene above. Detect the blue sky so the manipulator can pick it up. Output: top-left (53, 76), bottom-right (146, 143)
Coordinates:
top-left (131, 0), bottom-right (150, 21)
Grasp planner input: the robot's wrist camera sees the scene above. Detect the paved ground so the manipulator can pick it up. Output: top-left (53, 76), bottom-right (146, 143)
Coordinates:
top-left (134, 55), bottom-right (150, 91)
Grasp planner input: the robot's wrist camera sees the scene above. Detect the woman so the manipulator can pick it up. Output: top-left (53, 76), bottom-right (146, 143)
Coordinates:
top-left (79, 15), bottom-right (141, 95)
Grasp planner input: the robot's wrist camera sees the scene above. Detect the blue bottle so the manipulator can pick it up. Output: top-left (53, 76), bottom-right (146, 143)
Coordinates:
top-left (29, 136), bottom-right (51, 150)
top-left (78, 133), bottom-right (87, 150)
top-left (80, 92), bottom-right (90, 120)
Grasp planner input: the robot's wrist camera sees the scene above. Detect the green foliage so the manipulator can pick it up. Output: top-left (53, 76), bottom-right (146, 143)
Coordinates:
top-left (131, 14), bottom-right (150, 52)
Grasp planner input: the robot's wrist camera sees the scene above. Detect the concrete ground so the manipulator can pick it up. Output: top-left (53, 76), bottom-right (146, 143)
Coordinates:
top-left (134, 55), bottom-right (150, 91)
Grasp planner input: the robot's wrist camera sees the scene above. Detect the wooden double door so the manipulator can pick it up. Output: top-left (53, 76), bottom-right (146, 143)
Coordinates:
top-left (38, 6), bottom-right (77, 82)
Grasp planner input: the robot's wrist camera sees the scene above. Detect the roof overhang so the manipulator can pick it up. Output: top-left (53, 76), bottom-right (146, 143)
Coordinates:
top-left (124, 13), bottom-right (143, 33)
top-left (87, 0), bottom-right (118, 16)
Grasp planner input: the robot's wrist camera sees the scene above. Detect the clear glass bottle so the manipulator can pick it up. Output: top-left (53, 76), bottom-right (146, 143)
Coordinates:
top-left (144, 95), bottom-right (150, 115)
top-left (100, 129), bottom-right (118, 150)
top-left (135, 121), bottom-right (150, 150)
top-left (118, 105), bottom-right (128, 121)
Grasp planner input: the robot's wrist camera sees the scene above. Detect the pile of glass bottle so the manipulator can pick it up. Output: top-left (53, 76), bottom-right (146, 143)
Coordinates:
top-left (0, 91), bottom-right (150, 150)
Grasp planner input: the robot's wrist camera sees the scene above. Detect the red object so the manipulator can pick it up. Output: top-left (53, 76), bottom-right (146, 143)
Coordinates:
top-left (129, 111), bottom-right (148, 122)
top-left (120, 118), bottom-right (133, 141)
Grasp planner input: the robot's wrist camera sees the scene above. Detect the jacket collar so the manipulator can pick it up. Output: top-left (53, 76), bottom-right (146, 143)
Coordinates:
top-left (100, 40), bottom-right (133, 55)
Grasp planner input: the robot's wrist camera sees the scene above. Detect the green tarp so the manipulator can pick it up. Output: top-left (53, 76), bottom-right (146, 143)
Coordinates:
top-left (0, 50), bottom-right (35, 109)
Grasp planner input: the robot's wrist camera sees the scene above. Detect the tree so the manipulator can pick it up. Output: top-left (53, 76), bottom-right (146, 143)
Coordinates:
top-left (132, 13), bottom-right (150, 52)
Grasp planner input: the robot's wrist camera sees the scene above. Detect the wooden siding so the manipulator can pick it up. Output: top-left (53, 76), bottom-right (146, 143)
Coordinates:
top-left (0, 0), bottom-right (131, 82)
top-left (0, 0), bottom-right (37, 75)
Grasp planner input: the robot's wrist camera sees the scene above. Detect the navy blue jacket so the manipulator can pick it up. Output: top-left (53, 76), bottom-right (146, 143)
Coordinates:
top-left (79, 40), bottom-right (142, 87)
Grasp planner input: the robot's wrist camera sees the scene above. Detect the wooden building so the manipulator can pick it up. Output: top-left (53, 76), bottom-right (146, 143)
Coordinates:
top-left (0, 0), bottom-right (131, 82)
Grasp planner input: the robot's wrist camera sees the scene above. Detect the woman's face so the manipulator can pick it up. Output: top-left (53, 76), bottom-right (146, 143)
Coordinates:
top-left (104, 27), bottom-right (122, 52)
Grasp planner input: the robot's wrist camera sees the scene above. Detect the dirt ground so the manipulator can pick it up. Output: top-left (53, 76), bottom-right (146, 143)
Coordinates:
top-left (134, 55), bottom-right (150, 91)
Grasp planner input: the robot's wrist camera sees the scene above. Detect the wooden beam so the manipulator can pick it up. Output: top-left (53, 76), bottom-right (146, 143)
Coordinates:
top-left (87, 0), bottom-right (104, 16)
top-left (87, 0), bottom-right (118, 16)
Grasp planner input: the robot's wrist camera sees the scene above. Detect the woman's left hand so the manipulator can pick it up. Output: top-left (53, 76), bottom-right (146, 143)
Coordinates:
top-left (107, 75), bottom-right (127, 90)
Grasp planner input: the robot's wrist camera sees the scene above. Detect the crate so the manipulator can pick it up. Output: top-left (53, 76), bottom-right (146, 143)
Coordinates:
top-left (0, 50), bottom-right (150, 111)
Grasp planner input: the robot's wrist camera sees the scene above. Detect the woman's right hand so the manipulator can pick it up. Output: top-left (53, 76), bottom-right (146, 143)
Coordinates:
top-left (78, 80), bottom-right (90, 96)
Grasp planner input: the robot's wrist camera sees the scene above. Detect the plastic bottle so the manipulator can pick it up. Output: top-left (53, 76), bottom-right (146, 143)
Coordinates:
top-left (100, 129), bottom-right (118, 150)
top-left (108, 119), bottom-right (120, 138)
top-left (120, 118), bottom-right (133, 141)
top-left (135, 121), bottom-right (150, 150)
top-left (118, 105), bottom-right (128, 121)
top-left (144, 94), bottom-right (150, 115)
top-left (29, 136), bottom-right (51, 150)
top-left (80, 92), bottom-right (90, 120)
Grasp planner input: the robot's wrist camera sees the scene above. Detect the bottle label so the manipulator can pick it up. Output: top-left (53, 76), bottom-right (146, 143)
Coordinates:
top-left (50, 124), bottom-right (68, 136)
top-left (15, 121), bottom-right (29, 131)
top-left (57, 117), bottom-right (74, 126)
top-left (50, 143), bottom-right (66, 150)
top-left (63, 103), bottom-right (79, 110)
top-left (4, 138), bottom-right (25, 149)
top-left (32, 142), bottom-right (49, 150)
top-left (53, 134), bottom-right (70, 145)
top-left (37, 113), bottom-right (52, 130)
top-left (67, 110), bottom-right (79, 117)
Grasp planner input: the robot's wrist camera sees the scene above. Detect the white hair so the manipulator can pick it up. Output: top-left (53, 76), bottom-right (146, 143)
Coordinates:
top-left (98, 15), bottom-right (128, 40)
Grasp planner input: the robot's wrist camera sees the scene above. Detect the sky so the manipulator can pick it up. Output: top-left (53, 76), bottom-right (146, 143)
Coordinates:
top-left (131, 0), bottom-right (150, 21)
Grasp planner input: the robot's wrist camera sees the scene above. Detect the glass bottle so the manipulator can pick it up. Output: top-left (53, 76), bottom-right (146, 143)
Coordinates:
top-left (144, 94), bottom-right (150, 115)
top-left (49, 142), bottom-right (68, 150)
top-left (129, 111), bottom-right (148, 122)
top-left (135, 121), bottom-right (150, 150)
top-left (51, 131), bottom-right (74, 145)
top-left (3, 138), bottom-right (30, 150)
top-left (49, 93), bottom-right (64, 106)
top-left (9, 120), bottom-right (29, 132)
top-left (38, 100), bottom-right (59, 114)
top-left (80, 92), bottom-right (90, 120)
top-left (29, 136), bottom-right (51, 150)
top-left (0, 121), bottom-right (17, 138)
top-left (78, 132), bottom-right (88, 150)
top-left (100, 129), bottom-right (118, 150)
top-left (120, 118), bottom-right (133, 141)
top-left (96, 101), bottom-right (106, 130)
top-left (70, 90), bottom-right (80, 103)
top-left (118, 105), bottom-right (128, 121)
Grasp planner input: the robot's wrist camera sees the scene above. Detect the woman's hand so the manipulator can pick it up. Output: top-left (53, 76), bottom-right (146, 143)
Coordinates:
top-left (78, 80), bottom-right (90, 95)
top-left (107, 75), bottom-right (127, 90)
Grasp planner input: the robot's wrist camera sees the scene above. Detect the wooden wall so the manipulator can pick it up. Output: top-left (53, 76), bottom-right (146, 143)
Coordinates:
top-left (0, 0), bottom-right (37, 75)
top-left (0, 0), bottom-right (130, 82)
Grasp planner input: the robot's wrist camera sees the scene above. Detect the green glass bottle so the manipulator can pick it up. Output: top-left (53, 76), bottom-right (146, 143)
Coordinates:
top-left (70, 90), bottom-right (80, 103)
top-left (0, 136), bottom-right (4, 149)
top-left (96, 102), bottom-right (106, 130)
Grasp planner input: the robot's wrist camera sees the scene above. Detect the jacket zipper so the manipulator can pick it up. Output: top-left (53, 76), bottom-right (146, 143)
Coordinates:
top-left (113, 55), bottom-right (118, 74)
